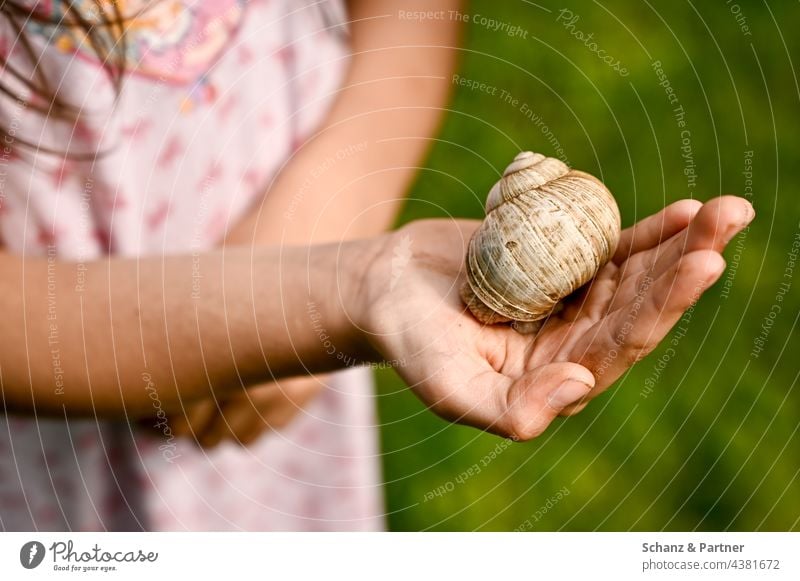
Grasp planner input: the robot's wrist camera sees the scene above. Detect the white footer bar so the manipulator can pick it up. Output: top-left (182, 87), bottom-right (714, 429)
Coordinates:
top-left (1, 532), bottom-right (797, 579)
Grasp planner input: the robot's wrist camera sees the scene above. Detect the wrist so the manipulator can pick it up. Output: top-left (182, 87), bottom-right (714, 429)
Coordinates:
top-left (333, 235), bottom-right (391, 365)
top-left (295, 235), bottom-right (389, 371)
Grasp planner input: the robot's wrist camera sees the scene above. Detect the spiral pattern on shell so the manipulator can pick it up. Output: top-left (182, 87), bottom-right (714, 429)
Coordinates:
top-left (461, 151), bottom-right (621, 325)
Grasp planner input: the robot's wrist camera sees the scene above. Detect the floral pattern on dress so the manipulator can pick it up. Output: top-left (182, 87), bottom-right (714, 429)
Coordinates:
top-left (25, 0), bottom-right (246, 84)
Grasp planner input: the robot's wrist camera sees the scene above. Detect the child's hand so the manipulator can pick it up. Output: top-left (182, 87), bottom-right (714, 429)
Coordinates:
top-left (170, 376), bottom-right (323, 447)
top-left (359, 196), bottom-right (753, 440)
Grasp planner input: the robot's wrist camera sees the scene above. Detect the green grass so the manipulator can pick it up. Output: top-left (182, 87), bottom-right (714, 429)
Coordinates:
top-left (377, 1), bottom-right (799, 531)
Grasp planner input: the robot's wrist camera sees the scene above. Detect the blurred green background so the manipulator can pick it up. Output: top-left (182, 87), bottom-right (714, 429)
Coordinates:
top-left (376, 1), bottom-right (799, 531)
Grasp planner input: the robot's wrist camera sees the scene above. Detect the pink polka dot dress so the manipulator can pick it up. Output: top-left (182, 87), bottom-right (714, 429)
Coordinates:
top-left (0, 0), bottom-right (385, 531)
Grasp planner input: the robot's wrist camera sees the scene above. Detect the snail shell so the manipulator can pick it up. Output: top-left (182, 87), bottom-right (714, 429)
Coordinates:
top-left (461, 151), bottom-right (621, 325)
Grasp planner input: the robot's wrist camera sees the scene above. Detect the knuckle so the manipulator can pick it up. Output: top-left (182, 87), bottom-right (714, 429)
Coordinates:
top-left (623, 341), bottom-right (655, 366)
top-left (650, 280), bottom-right (673, 314)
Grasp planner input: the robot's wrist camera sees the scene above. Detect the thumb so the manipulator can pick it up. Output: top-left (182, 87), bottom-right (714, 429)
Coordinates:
top-left (503, 362), bottom-right (595, 441)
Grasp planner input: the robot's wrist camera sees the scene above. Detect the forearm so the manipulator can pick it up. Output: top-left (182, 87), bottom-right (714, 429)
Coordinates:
top-left (226, 0), bottom-right (463, 246)
top-left (0, 241), bottom-right (377, 417)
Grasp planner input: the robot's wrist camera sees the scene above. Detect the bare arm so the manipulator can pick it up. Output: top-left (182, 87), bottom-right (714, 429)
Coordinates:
top-left (176, 0), bottom-right (463, 446)
top-left (226, 0), bottom-right (463, 246)
top-left (0, 196), bottom-right (754, 442)
top-left (0, 241), bottom-right (376, 417)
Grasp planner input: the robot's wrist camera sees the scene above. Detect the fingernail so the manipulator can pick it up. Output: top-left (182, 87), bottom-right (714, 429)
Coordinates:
top-left (724, 205), bottom-right (754, 245)
top-left (747, 202), bottom-right (755, 220)
top-left (741, 202), bottom-right (755, 225)
top-left (547, 379), bottom-right (591, 410)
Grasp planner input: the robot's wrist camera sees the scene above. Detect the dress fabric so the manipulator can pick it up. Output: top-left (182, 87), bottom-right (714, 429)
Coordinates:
top-left (0, 0), bottom-right (385, 531)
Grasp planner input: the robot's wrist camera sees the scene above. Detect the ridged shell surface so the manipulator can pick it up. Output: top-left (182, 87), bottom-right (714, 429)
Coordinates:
top-left (461, 151), bottom-right (621, 324)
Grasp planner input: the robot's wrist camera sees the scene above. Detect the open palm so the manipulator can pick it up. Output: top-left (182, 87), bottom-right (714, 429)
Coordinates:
top-left (365, 196), bottom-right (754, 440)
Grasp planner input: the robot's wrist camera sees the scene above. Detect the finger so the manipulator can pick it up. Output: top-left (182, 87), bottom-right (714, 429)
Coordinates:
top-left (559, 401), bottom-right (588, 417)
top-left (167, 414), bottom-right (190, 438)
top-left (612, 196), bottom-right (754, 309)
top-left (236, 386), bottom-right (301, 442)
top-left (647, 195), bottom-right (752, 277)
top-left (501, 362), bottom-right (595, 440)
top-left (173, 399), bottom-right (219, 443)
top-left (238, 416), bottom-right (277, 447)
top-left (577, 249), bottom-right (726, 397)
top-left (635, 196), bottom-right (752, 276)
top-left (561, 261), bottom-right (619, 322)
top-left (613, 199), bottom-right (703, 265)
top-left (201, 378), bottom-right (325, 447)
top-left (198, 393), bottom-right (264, 448)
top-left (420, 356), bottom-right (591, 441)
